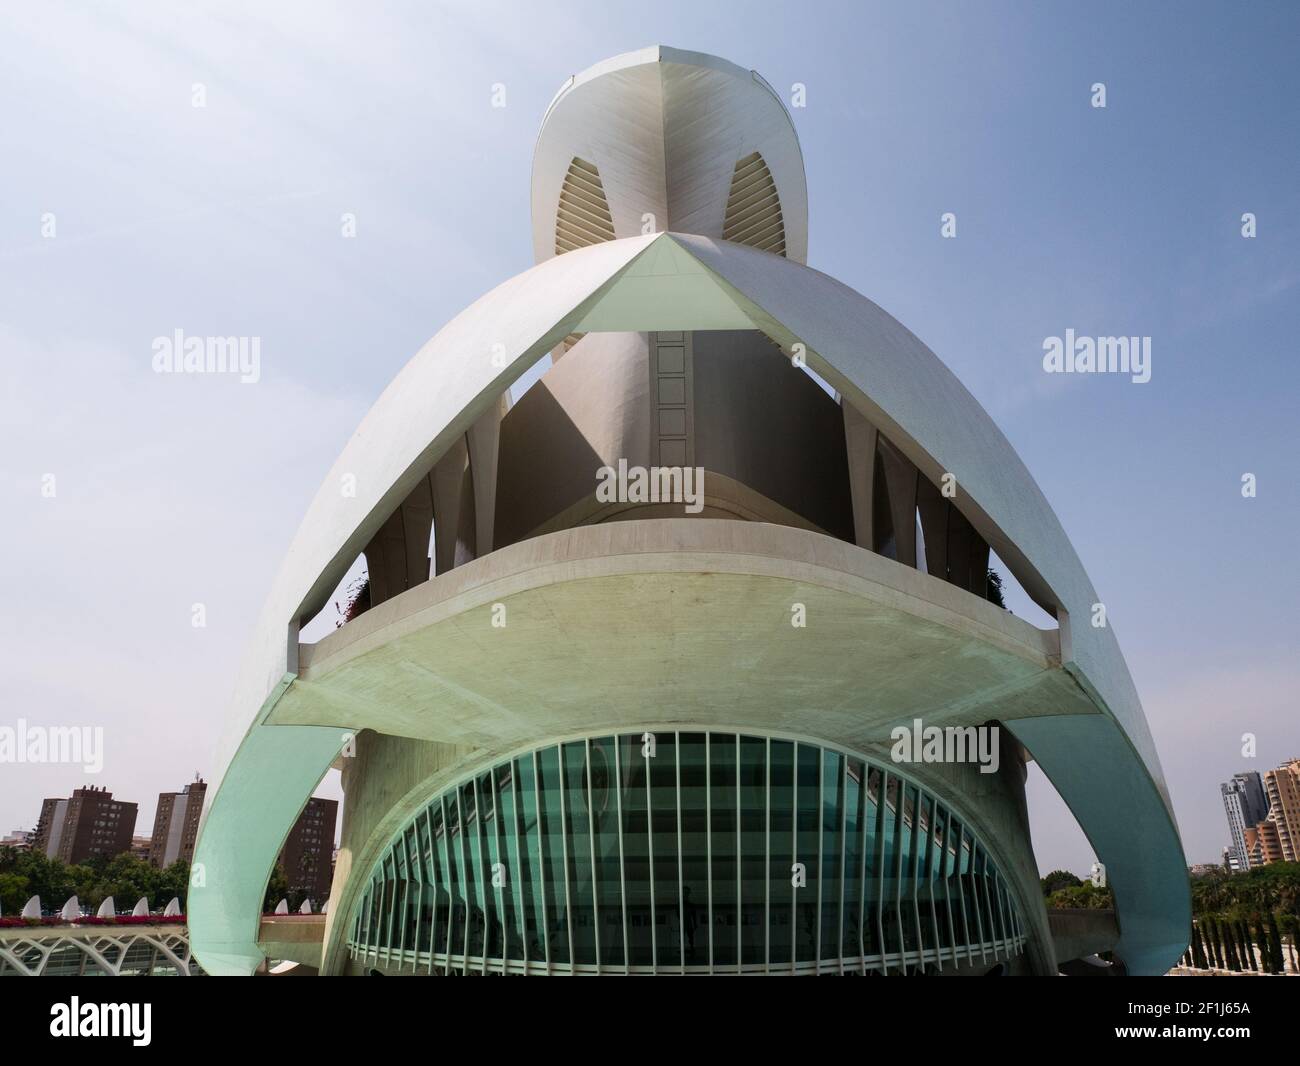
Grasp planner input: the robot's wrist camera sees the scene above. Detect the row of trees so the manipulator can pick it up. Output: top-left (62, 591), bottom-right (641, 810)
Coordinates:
top-left (1041, 863), bottom-right (1300, 973)
top-left (1181, 912), bottom-right (1297, 974)
top-left (0, 847), bottom-right (189, 916)
top-left (0, 846), bottom-right (298, 917)
top-left (1181, 862), bottom-right (1300, 973)
top-left (1189, 861), bottom-right (1300, 919)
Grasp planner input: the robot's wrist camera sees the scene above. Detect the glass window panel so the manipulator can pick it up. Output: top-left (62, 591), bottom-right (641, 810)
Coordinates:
top-left (767, 739), bottom-right (794, 966)
top-left (932, 804), bottom-right (953, 952)
top-left (880, 773), bottom-right (902, 957)
top-left (948, 817), bottom-right (969, 947)
top-left (514, 755), bottom-right (546, 963)
top-left (739, 735), bottom-right (767, 966)
top-left (620, 733), bottom-right (653, 967)
top-left (649, 732), bottom-right (680, 967)
top-left (590, 736), bottom-right (625, 967)
top-left (841, 758), bottom-right (863, 960)
top-left (795, 743), bottom-right (820, 963)
top-left (974, 844), bottom-right (992, 947)
top-left (915, 792), bottom-right (939, 958)
top-left (862, 766), bottom-right (882, 959)
top-left (495, 766), bottom-right (525, 962)
top-left (819, 749), bottom-right (843, 962)
top-left (678, 732), bottom-right (708, 966)
top-left (899, 784), bottom-right (919, 955)
top-left (443, 796), bottom-right (465, 964)
top-left (478, 773), bottom-right (503, 962)
top-left (536, 746), bottom-right (570, 965)
top-left (709, 733), bottom-right (738, 968)
top-left (458, 783), bottom-right (484, 963)
top-left (562, 741), bottom-right (597, 965)
top-left (404, 825), bottom-right (420, 951)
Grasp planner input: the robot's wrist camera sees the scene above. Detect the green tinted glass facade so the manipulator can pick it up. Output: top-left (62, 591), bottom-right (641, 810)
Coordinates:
top-left (346, 732), bottom-right (1027, 975)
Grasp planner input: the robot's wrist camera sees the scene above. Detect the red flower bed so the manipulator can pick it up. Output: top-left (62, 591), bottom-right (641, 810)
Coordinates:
top-left (0, 914), bottom-right (186, 928)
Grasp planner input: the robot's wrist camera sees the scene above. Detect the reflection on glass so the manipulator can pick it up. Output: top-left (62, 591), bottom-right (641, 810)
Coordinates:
top-left (348, 732), bottom-right (1025, 974)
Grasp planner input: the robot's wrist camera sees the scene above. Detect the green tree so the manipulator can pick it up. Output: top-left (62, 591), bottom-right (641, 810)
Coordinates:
top-left (87, 853), bottom-right (161, 911)
top-left (0, 871), bottom-right (30, 915)
top-left (1045, 881), bottom-right (1113, 910)
top-left (1267, 914), bottom-right (1282, 973)
top-left (986, 568), bottom-right (1007, 609)
top-left (1040, 869), bottom-right (1084, 895)
top-left (1280, 914), bottom-right (1298, 972)
top-left (155, 860), bottom-right (191, 911)
top-left (263, 863), bottom-right (289, 913)
top-left (1225, 921), bottom-right (1241, 971)
top-left (1193, 925), bottom-right (1209, 969)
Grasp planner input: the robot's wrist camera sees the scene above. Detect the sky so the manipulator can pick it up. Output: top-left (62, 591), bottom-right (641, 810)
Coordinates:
top-left (1, 1), bottom-right (1297, 877)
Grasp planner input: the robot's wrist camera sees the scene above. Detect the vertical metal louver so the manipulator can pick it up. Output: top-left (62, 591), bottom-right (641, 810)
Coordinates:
top-left (554, 157), bottom-right (615, 256)
top-left (723, 151), bottom-right (786, 256)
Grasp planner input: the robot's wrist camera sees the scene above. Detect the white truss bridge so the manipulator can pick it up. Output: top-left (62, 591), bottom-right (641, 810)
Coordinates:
top-left (0, 922), bottom-right (197, 977)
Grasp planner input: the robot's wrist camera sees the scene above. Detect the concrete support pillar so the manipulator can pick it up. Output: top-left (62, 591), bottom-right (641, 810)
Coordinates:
top-left (363, 473), bottom-right (434, 607)
top-left (877, 435), bottom-right (918, 568)
top-left (466, 395), bottom-right (507, 558)
top-left (917, 475), bottom-right (949, 581)
top-left (842, 400), bottom-right (878, 551)
top-left (947, 505), bottom-right (975, 592)
top-left (431, 437), bottom-right (469, 576)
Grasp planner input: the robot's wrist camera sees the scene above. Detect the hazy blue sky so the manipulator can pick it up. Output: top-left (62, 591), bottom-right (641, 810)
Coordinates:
top-left (2, 1), bottom-right (1297, 876)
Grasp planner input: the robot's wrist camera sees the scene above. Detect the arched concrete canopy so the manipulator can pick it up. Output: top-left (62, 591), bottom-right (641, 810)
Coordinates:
top-left (189, 232), bottom-right (1188, 976)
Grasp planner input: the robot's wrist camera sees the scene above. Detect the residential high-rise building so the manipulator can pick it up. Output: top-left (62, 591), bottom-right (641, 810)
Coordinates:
top-left (32, 786), bottom-right (137, 865)
top-left (1244, 820), bottom-right (1283, 867)
top-left (190, 46), bottom-right (1189, 977)
top-left (148, 777), bottom-right (207, 868)
top-left (1263, 759), bottom-right (1300, 863)
top-left (1221, 771), bottom-right (1269, 870)
top-left (278, 797), bottom-right (337, 908)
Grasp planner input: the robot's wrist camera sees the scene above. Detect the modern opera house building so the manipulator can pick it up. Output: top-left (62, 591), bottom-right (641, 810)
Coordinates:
top-left (190, 46), bottom-right (1189, 976)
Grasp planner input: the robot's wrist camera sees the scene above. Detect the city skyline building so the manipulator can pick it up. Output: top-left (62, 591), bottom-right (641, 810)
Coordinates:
top-left (1221, 771), bottom-right (1269, 871)
top-left (32, 786), bottom-right (137, 866)
top-left (1244, 820), bottom-right (1283, 867)
top-left (1263, 759), bottom-right (1300, 863)
top-left (189, 46), bottom-right (1190, 977)
top-left (279, 797), bottom-right (338, 909)
top-left (147, 777), bottom-right (207, 869)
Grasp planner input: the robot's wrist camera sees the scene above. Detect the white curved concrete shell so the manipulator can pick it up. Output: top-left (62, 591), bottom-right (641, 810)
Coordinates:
top-left (532, 47), bottom-right (808, 265)
top-left (190, 49), bottom-right (1188, 978)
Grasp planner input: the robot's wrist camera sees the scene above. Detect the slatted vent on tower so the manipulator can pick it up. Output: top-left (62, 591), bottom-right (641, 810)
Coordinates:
top-left (554, 157), bottom-right (616, 255)
top-left (723, 151), bottom-right (786, 256)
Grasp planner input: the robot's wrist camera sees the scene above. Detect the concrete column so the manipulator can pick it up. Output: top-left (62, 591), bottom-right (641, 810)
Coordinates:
top-left (466, 395), bottom-right (508, 558)
top-left (916, 476), bottom-right (949, 581)
top-left (842, 401), bottom-right (877, 551)
top-left (363, 475), bottom-right (434, 607)
top-left (877, 435), bottom-right (918, 568)
top-left (431, 437), bottom-right (469, 576)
